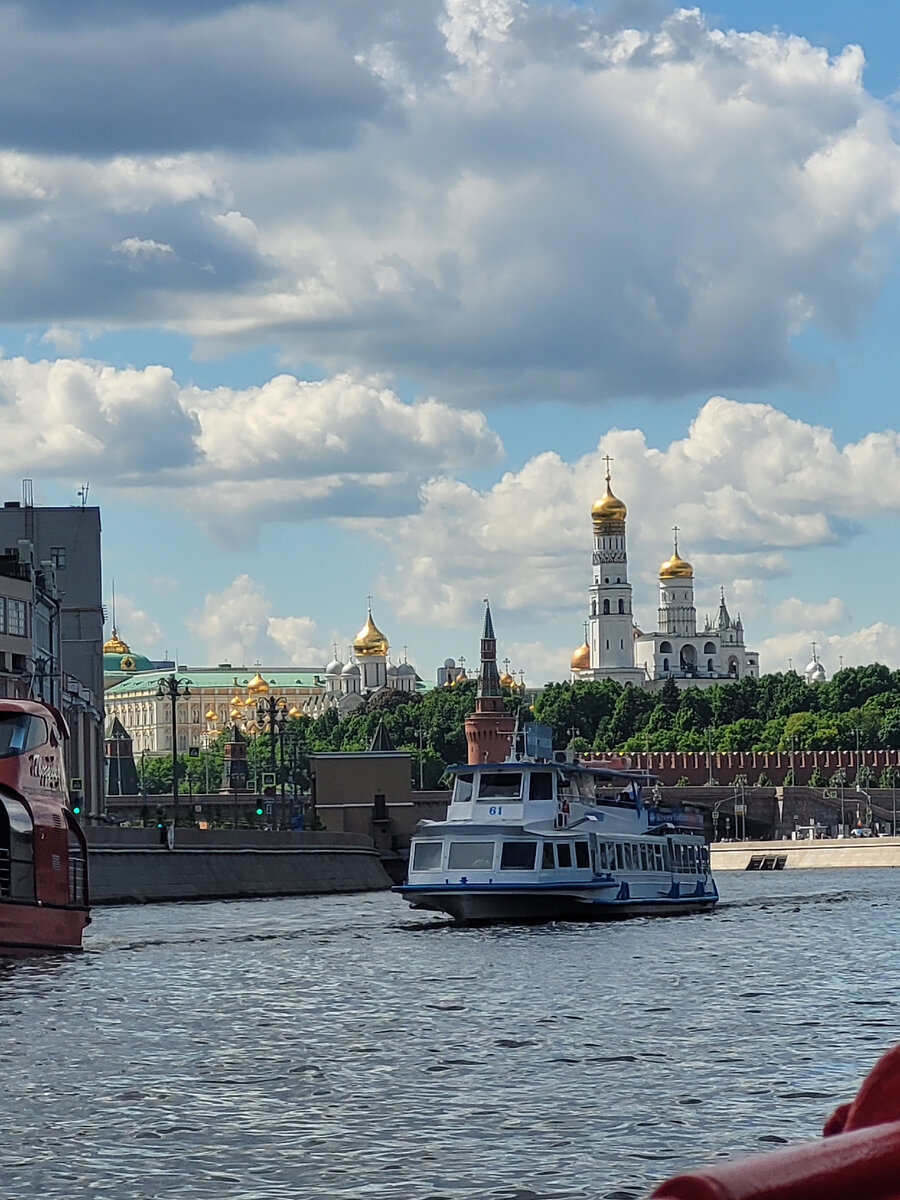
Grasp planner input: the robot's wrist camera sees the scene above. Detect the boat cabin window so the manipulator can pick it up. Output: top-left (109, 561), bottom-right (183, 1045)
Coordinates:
top-left (477, 773), bottom-right (522, 801)
top-left (541, 842), bottom-right (555, 869)
top-left (598, 842), bottom-right (611, 871)
top-left (0, 713), bottom-right (47, 758)
top-left (448, 841), bottom-right (494, 870)
top-left (452, 773), bottom-right (475, 804)
top-left (556, 843), bottom-right (572, 868)
top-left (412, 842), bottom-right (443, 871)
top-left (529, 772), bottom-right (554, 802)
top-left (574, 841), bottom-right (590, 869)
top-left (0, 793), bottom-right (35, 900)
top-left (500, 842), bottom-right (538, 870)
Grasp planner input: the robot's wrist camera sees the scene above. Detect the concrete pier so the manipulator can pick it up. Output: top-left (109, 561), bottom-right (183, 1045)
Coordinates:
top-left (711, 836), bottom-right (900, 871)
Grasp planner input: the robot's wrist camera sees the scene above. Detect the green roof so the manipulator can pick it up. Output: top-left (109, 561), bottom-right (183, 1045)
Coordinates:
top-left (106, 668), bottom-right (327, 695)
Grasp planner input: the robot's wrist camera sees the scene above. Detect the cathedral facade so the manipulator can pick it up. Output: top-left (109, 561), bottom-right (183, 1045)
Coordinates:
top-left (571, 467), bottom-right (758, 691)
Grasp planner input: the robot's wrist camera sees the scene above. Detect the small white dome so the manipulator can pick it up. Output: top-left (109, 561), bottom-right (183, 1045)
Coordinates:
top-left (387, 664), bottom-right (399, 676)
top-left (326, 658), bottom-right (343, 675)
top-left (805, 659), bottom-right (826, 682)
top-left (398, 662), bottom-right (416, 676)
top-left (342, 661), bottom-right (360, 676)
top-left (443, 657), bottom-right (456, 669)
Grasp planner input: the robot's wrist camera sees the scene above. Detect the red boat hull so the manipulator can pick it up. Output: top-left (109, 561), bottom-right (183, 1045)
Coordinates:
top-left (0, 899), bottom-right (90, 953)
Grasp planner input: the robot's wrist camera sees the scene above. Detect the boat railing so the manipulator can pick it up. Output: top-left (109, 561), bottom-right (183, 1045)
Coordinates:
top-left (0, 847), bottom-right (10, 898)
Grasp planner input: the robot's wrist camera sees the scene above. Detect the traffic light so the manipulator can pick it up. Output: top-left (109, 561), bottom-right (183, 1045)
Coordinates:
top-left (72, 804), bottom-right (81, 815)
top-left (255, 805), bottom-right (264, 816)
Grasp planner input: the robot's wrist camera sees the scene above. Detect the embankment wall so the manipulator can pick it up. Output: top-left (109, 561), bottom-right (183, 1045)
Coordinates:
top-left (85, 827), bottom-right (392, 904)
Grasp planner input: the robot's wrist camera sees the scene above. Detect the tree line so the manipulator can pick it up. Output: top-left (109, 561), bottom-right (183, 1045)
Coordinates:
top-left (137, 663), bottom-right (900, 795)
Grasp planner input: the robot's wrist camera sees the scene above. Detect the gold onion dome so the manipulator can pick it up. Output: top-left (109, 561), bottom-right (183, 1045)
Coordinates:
top-left (591, 471), bottom-right (627, 528)
top-left (659, 550), bottom-right (693, 579)
top-left (499, 671), bottom-right (515, 687)
top-left (248, 671), bottom-right (269, 694)
top-left (205, 708), bottom-right (217, 721)
top-left (103, 627), bottom-right (130, 655)
top-left (353, 607), bottom-right (389, 657)
top-left (570, 641), bottom-right (590, 671)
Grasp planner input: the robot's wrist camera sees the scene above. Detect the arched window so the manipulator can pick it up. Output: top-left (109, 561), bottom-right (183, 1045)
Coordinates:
top-left (704, 641), bottom-right (716, 655)
top-left (603, 599), bottom-right (610, 615)
top-left (660, 641), bottom-right (673, 654)
top-left (662, 658), bottom-right (670, 672)
top-left (618, 599), bottom-right (625, 613)
top-left (707, 659), bottom-right (714, 673)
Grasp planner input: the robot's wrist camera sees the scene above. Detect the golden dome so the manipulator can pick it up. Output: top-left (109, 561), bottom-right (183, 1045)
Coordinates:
top-left (248, 671), bottom-right (269, 694)
top-left (591, 469), bottom-right (626, 528)
top-left (659, 551), bottom-right (693, 579)
top-left (205, 708), bottom-right (217, 721)
top-left (103, 627), bottom-right (130, 655)
top-left (353, 607), bottom-right (389, 657)
top-left (570, 640), bottom-right (590, 671)
top-left (288, 706), bottom-right (301, 719)
top-left (499, 671), bottom-right (515, 687)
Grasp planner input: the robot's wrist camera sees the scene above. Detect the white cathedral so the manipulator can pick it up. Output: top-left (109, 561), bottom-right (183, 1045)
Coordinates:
top-left (570, 464), bottom-right (758, 691)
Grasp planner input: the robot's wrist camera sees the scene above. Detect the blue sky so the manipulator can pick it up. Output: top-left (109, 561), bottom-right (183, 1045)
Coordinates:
top-left (1, 0), bottom-right (899, 683)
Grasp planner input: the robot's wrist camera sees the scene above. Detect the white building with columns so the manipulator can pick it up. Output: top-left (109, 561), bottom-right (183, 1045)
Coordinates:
top-left (570, 468), bottom-right (758, 691)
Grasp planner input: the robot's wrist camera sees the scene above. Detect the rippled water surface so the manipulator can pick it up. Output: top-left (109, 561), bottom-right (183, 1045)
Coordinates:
top-left (3, 869), bottom-right (900, 1199)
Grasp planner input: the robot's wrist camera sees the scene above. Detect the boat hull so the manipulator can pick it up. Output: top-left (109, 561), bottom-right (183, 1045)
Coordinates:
top-left (395, 885), bottom-right (717, 924)
top-left (0, 900), bottom-right (90, 953)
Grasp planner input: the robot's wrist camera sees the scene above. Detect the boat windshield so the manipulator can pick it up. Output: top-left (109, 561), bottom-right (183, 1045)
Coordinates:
top-left (452, 773), bottom-right (475, 803)
top-left (0, 713), bottom-right (46, 757)
top-left (476, 772), bottom-right (522, 801)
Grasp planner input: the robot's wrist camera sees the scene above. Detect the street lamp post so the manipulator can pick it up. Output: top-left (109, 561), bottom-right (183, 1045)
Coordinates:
top-left (156, 674), bottom-right (191, 828)
top-left (256, 694), bottom-right (288, 828)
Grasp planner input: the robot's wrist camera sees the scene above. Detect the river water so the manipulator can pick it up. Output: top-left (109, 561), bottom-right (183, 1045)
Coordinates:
top-left (2, 869), bottom-right (899, 1200)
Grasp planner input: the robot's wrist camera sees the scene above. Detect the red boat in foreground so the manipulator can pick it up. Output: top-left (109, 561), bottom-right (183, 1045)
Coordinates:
top-left (0, 699), bottom-right (90, 952)
top-left (649, 1043), bottom-right (900, 1200)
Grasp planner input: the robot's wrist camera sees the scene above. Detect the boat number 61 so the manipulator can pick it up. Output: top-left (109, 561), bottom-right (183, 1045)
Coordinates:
top-left (488, 805), bottom-right (502, 815)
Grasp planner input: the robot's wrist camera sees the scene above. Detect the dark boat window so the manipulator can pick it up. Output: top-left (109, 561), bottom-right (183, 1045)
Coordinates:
top-left (448, 842), bottom-right (494, 869)
top-left (453, 774), bottom-right (475, 804)
top-left (574, 841), bottom-right (590, 869)
top-left (476, 773), bottom-right (522, 800)
top-left (0, 714), bottom-right (39, 758)
top-left (541, 842), bottom-right (555, 869)
top-left (24, 717), bottom-right (48, 752)
top-left (556, 843), bottom-right (572, 868)
top-left (0, 793), bottom-right (35, 900)
top-left (500, 842), bottom-right (537, 870)
top-left (529, 772), bottom-right (553, 801)
top-left (413, 842), bottom-right (442, 871)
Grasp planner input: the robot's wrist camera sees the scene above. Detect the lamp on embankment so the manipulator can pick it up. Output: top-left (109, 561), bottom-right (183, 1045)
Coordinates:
top-left (156, 674), bottom-right (191, 827)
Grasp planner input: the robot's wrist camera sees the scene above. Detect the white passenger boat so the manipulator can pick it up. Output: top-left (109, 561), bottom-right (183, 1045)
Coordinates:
top-left (394, 759), bottom-right (718, 923)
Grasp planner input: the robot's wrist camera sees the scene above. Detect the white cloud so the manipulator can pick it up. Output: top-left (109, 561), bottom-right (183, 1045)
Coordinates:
top-left (773, 596), bottom-right (851, 627)
top-left (758, 623), bottom-right (900, 676)
top-left (185, 575), bottom-right (329, 666)
top-left (0, 356), bottom-right (501, 534)
top-left (0, 6), bottom-right (894, 399)
top-left (504, 640), bottom-right (573, 687)
top-left (40, 325), bottom-right (82, 355)
top-left (104, 593), bottom-right (164, 655)
top-left (112, 237), bottom-right (175, 260)
top-left (372, 397), bottom-right (900, 641)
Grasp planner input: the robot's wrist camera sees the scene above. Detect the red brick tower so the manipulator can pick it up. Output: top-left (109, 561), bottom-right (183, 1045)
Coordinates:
top-left (465, 600), bottom-right (516, 764)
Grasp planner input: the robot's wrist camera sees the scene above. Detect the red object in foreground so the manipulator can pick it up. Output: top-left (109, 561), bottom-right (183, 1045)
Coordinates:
top-left (0, 699), bottom-right (90, 952)
top-left (649, 1045), bottom-right (900, 1200)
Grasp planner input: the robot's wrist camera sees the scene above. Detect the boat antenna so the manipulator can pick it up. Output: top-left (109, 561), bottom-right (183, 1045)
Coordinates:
top-left (506, 710), bottom-right (521, 762)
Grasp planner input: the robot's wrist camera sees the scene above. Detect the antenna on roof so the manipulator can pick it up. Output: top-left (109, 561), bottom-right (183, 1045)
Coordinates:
top-left (22, 479), bottom-right (33, 507)
top-left (77, 483), bottom-right (90, 507)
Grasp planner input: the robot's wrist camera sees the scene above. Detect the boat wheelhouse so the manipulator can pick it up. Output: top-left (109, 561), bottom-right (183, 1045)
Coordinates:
top-left (394, 759), bottom-right (717, 923)
top-left (0, 699), bottom-right (90, 952)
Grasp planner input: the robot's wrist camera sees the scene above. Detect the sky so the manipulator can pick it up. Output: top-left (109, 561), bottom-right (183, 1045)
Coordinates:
top-left (2, 0), bottom-right (900, 685)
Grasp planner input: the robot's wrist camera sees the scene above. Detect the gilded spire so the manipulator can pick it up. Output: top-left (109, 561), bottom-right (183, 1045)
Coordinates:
top-left (591, 456), bottom-right (627, 530)
top-left (353, 600), bottom-right (389, 657)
